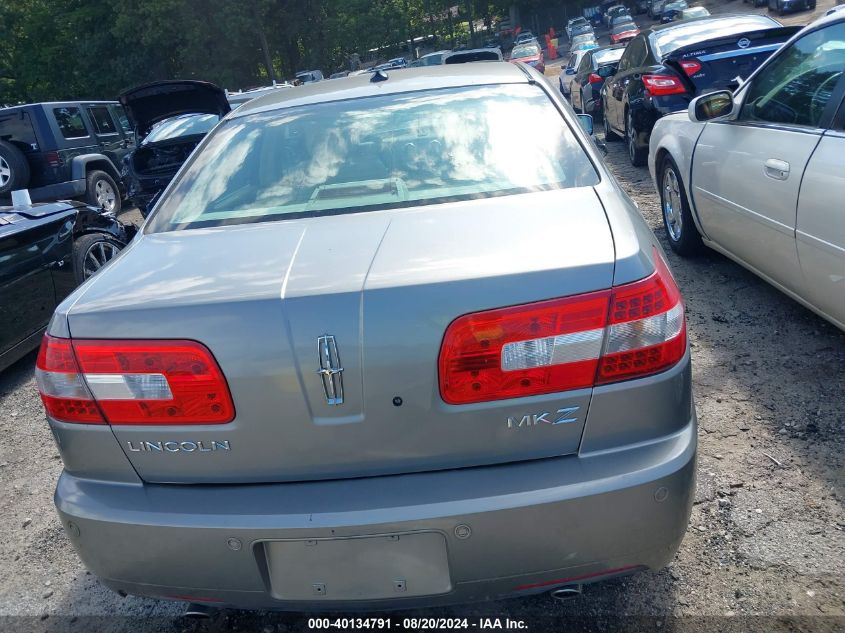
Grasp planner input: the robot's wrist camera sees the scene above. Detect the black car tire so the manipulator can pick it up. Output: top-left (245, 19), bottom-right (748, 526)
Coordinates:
top-left (85, 170), bottom-right (122, 214)
top-left (0, 140), bottom-right (31, 195)
top-left (72, 232), bottom-right (125, 283)
top-left (659, 155), bottom-right (702, 256)
top-left (626, 110), bottom-right (648, 167)
top-left (603, 106), bottom-right (621, 141)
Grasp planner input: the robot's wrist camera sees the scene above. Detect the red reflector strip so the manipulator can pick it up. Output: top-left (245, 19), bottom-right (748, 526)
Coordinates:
top-left (38, 393), bottom-right (105, 424)
top-left (642, 74), bottom-right (687, 96)
top-left (513, 565), bottom-right (644, 591)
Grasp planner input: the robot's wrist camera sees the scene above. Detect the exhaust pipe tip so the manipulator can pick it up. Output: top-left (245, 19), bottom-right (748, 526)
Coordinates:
top-left (550, 584), bottom-right (583, 601)
top-left (183, 603), bottom-right (215, 619)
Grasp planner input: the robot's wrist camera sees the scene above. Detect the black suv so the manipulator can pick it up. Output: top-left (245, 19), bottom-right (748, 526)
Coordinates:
top-left (0, 101), bottom-right (135, 213)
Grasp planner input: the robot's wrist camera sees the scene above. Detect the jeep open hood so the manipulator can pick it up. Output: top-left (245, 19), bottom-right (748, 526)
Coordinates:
top-left (119, 80), bottom-right (231, 138)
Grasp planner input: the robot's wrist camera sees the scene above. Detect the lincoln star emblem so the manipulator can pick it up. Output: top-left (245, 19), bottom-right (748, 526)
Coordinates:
top-left (737, 37), bottom-right (751, 49)
top-left (316, 334), bottom-right (344, 405)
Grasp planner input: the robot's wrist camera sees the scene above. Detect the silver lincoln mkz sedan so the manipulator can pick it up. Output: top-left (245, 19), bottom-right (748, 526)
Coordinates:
top-left (37, 63), bottom-right (696, 611)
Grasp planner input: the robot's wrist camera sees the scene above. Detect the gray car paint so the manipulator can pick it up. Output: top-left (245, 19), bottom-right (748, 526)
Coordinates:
top-left (48, 63), bottom-right (695, 608)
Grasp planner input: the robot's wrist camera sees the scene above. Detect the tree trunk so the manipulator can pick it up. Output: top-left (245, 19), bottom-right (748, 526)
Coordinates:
top-left (251, 4), bottom-right (276, 81)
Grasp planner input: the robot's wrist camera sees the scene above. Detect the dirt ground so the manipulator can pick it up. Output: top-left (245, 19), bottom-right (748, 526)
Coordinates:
top-left (1, 3), bottom-right (844, 632)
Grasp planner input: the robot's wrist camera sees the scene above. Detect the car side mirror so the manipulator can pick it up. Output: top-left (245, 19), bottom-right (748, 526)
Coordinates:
top-left (597, 65), bottom-right (617, 78)
top-left (577, 114), bottom-right (594, 135)
top-left (576, 114), bottom-right (608, 155)
top-left (688, 90), bottom-right (734, 122)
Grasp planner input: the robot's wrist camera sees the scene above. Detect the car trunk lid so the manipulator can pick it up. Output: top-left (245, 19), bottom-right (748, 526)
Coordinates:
top-left (66, 188), bottom-right (616, 484)
top-left (664, 26), bottom-right (801, 94)
top-left (119, 80), bottom-right (231, 140)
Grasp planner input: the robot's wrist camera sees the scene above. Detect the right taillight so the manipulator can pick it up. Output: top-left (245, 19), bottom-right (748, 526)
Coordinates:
top-left (642, 73), bottom-right (687, 97)
top-left (678, 59), bottom-right (702, 76)
top-left (35, 337), bottom-right (235, 425)
top-left (596, 253), bottom-right (686, 383)
top-left (439, 249), bottom-right (686, 404)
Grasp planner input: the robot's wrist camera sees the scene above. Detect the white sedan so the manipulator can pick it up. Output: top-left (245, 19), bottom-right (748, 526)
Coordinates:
top-left (649, 8), bottom-right (845, 330)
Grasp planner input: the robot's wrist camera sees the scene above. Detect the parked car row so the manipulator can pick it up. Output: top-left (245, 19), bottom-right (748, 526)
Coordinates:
top-left (601, 14), bottom-right (801, 165)
top-left (569, 45), bottom-right (627, 115)
top-left (649, 7), bottom-right (844, 329)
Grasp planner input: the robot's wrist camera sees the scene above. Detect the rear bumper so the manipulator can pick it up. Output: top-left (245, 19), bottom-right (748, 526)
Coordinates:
top-left (55, 413), bottom-right (696, 611)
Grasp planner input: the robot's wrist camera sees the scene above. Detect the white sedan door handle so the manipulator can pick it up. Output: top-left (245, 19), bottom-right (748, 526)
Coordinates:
top-left (764, 158), bottom-right (790, 181)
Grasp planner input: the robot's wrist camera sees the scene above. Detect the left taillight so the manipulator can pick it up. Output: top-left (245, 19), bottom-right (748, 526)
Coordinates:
top-left (438, 249), bottom-right (686, 405)
top-left (35, 337), bottom-right (235, 425)
top-left (642, 73), bottom-right (687, 97)
top-left (35, 336), bottom-right (105, 424)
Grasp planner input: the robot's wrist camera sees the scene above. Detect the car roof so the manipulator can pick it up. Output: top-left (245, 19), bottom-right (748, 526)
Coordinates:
top-left (231, 62), bottom-right (529, 117)
top-left (1, 100), bottom-right (118, 111)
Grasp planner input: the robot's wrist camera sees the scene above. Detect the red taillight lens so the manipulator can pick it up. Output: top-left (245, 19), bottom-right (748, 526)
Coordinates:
top-left (588, 73), bottom-right (603, 84)
top-left (642, 74), bottom-right (687, 97)
top-left (36, 336), bottom-right (105, 424)
top-left (597, 254), bottom-right (686, 383)
top-left (679, 59), bottom-right (702, 76)
top-left (438, 292), bottom-right (611, 404)
top-left (35, 337), bottom-right (235, 425)
top-left (45, 151), bottom-right (63, 168)
top-left (439, 249), bottom-right (686, 404)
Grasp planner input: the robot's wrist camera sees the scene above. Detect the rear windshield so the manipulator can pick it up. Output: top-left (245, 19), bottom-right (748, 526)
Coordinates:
top-left (612, 23), bottom-right (637, 35)
top-left (653, 15), bottom-right (778, 57)
top-left (142, 113), bottom-right (219, 145)
top-left (594, 47), bottom-right (626, 65)
top-left (573, 25), bottom-right (593, 35)
top-left (147, 84), bottom-right (598, 232)
top-left (512, 44), bottom-right (540, 57)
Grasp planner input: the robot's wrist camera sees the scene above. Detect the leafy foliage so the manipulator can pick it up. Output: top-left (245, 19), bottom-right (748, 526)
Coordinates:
top-left (0, 0), bottom-right (535, 104)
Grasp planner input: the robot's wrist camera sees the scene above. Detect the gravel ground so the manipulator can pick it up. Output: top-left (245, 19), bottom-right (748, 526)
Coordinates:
top-left (1, 4), bottom-right (844, 631)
